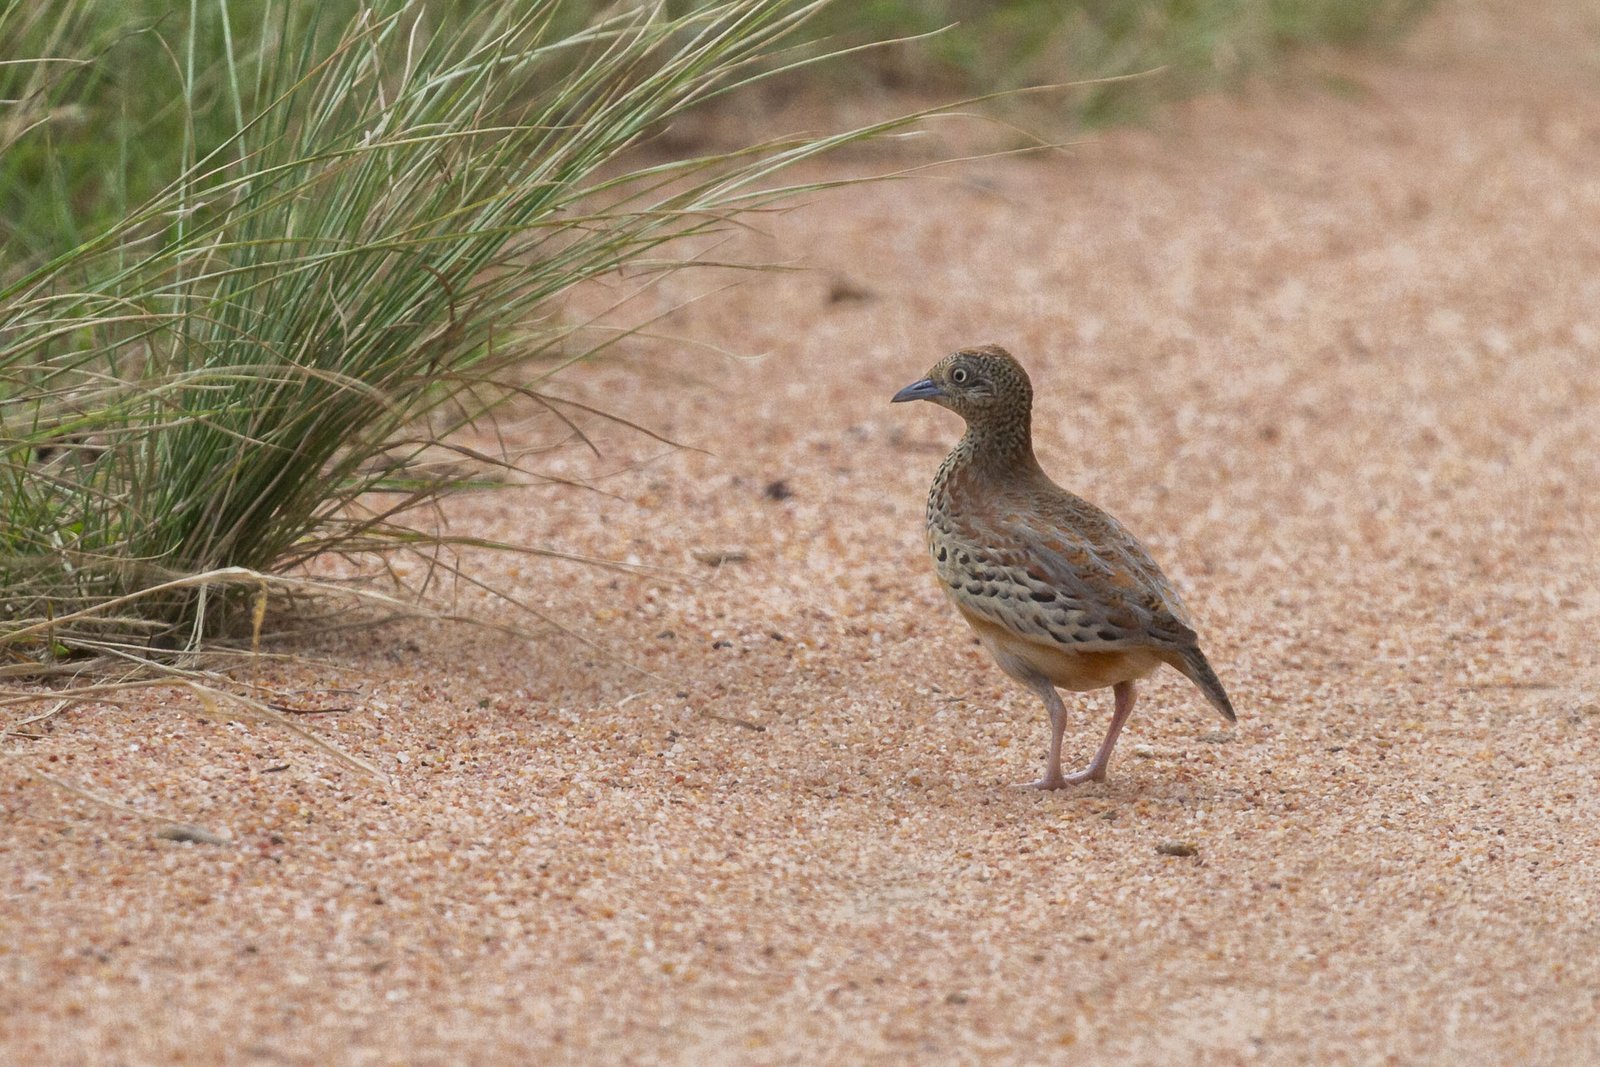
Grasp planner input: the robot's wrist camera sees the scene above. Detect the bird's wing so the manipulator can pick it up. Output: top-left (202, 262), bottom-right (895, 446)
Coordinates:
top-left (942, 489), bottom-right (1198, 653)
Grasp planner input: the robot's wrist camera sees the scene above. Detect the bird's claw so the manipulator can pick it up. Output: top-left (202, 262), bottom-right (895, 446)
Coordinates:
top-left (1013, 769), bottom-right (1104, 790)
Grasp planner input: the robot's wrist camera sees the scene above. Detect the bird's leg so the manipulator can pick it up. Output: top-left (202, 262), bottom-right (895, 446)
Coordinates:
top-left (1063, 680), bottom-right (1136, 785)
top-left (1018, 682), bottom-right (1071, 790)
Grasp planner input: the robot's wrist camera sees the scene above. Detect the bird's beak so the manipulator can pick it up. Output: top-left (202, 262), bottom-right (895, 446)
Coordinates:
top-left (891, 377), bottom-right (944, 404)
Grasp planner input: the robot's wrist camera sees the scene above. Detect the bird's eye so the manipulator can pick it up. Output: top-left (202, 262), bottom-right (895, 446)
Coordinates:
top-left (951, 367), bottom-right (970, 385)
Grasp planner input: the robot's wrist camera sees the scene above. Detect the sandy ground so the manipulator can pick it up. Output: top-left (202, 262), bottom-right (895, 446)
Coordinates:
top-left (5, 1), bottom-right (1600, 1063)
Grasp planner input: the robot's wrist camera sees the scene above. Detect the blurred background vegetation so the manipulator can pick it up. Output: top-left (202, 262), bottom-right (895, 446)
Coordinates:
top-left (0, 0), bottom-right (1429, 679)
top-left (809, 0), bottom-right (1429, 116)
top-left (1, 0), bottom-right (1432, 266)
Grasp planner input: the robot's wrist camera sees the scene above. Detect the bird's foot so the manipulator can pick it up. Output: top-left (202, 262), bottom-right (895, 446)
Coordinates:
top-left (1014, 767), bottom-right (1104, 790)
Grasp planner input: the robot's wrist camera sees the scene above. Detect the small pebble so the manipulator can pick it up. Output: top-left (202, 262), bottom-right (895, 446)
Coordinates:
top-left (156, 824), bottom-right (230, 846)
top-left (692, 549), bottom-right (749, 566)
top-left (826, 276), bottom-right (875, 304)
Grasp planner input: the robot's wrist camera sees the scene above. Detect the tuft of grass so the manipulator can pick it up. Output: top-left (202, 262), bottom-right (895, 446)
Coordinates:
top-left (0, 0), bottom-right (931, 677)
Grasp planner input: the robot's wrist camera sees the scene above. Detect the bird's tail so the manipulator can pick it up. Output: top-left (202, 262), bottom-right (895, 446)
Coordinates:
top-left (1165, 646), bottom-right (1236, 723)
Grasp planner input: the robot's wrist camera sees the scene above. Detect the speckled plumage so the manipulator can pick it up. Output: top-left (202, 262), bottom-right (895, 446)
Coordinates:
top-left (894, 344), bottom-right (1236, 788)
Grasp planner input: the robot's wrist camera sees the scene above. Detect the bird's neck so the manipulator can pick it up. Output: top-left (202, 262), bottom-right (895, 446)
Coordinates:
top-left (956, 415), bottom-right (1039, 479)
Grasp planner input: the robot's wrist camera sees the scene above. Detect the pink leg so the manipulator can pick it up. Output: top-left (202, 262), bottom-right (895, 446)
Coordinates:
top-left (1019, 680), bottom-right (1137, 790)
top-left (1063, 681), bottom-right (1136, 785)
top-left (1020, 683), bottom-right (1072, 790)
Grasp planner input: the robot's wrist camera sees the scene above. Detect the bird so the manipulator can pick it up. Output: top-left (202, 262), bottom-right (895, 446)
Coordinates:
top-left (891, 344), bottom-right (1236, 788)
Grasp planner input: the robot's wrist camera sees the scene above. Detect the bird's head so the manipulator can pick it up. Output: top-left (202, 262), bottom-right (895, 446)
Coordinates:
top-left (891, 343), bottom-right (1033, 426)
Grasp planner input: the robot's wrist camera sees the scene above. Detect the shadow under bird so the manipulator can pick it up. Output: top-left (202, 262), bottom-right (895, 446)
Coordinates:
top-left (892, 344), bottom-right (1236, 788)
